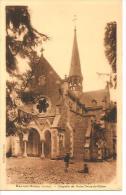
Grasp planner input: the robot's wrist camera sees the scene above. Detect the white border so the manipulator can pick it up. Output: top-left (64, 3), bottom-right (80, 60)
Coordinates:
top-left (122, 0), bottom-right (126, 193)
top-left (1, 0), bottom-right (126, 193)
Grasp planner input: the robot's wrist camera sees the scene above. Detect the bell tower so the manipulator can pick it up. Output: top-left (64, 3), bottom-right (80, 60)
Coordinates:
top-left (68, 27), bottom-right (83, 97)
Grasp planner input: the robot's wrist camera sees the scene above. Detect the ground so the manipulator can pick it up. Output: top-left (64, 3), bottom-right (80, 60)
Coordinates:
top-left (7, 157), bottom-right (116, 184)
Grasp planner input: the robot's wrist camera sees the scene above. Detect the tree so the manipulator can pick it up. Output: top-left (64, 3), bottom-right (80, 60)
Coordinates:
top-left (6, 6), bottom-right (48, 73)
top-left (104, 21), bottom-right (116, 73)
top-left (6, 6), bottom-right (48, 136)
top-left (104, 22), bottom-right (117, 122)
top-left (100, 102), bottom-right (117, 123)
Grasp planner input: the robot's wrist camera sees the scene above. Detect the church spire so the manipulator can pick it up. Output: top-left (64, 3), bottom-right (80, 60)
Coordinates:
top-left (69, 28), bottom-right (82, 78)
top-left (68, 26), bottom-right (83, 96)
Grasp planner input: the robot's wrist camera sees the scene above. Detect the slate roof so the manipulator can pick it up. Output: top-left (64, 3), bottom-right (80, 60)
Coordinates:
top-left (32, 55), bottom-right (61, 82)
top-left (80, 89), bottom-right (109, 107)
top-left (27, 55), bottom-right (62, 104)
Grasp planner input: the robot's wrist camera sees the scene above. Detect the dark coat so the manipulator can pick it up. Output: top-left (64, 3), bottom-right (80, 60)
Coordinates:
top-left (64, 154), bottom-right (70, 162)
top-left (84, 166), bottom-right (89, 174)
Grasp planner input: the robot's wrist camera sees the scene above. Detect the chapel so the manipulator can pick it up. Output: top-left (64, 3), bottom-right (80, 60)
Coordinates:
top-left (7, 27), bottom-right (116, 161)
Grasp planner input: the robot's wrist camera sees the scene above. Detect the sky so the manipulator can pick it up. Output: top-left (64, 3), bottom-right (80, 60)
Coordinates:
top-left (25, 0), bottom-right (121, 92)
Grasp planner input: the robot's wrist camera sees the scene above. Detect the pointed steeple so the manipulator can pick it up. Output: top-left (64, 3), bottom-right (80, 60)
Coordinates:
top-left (69, 28), bottom-right (83, 78)
top-left (68, 27), bottom-right (83, 96)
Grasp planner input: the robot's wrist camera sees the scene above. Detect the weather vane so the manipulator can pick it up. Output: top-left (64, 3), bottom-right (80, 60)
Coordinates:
top-left (72, 14), bottom-right (77, 30)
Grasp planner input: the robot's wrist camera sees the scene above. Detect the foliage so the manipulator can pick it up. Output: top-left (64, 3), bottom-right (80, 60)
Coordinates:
top-left (104, 22), bottom-right (117, 123)
top-left (104, 21), bottom-right (116, 73)
top-left (6, 119), bottom-right (17, 136)
top-left (6, 6), bottom-right (48, 135)
top-left (6, 6), bottom-right (48, 73)
top-left (100, 102), bottom-right (117, 123)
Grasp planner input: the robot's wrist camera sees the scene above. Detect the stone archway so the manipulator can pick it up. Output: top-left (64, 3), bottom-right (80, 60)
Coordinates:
top-left (44, 130), bottom-right (51, 158)
top-left (27, 128), bottom-right (41, 157)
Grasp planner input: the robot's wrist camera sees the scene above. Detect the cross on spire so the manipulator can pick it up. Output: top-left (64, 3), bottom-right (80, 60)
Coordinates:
top-left (72, 14), bottom-right (77, 30)
top-left (69, 24), bottom-right (82, 78)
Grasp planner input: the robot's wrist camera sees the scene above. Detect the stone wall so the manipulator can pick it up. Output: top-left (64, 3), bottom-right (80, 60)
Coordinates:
top-left (69, 111), bottom-right (88, 160)
top-left (58, 95), bottom-right (91, 160)
top-left (105, 122), bottom-right (116, 157)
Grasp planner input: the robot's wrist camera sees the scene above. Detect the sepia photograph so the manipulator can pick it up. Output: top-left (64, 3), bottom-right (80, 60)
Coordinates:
top-left (0, 0), bottom-right (122, 190)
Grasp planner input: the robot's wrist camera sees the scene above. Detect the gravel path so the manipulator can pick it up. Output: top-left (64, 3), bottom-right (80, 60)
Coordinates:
top-left (6, 157), bottom-right (116, 184)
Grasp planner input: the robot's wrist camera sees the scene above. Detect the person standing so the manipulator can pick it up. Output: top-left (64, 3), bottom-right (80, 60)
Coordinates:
top-left (64, 152), bottom-right (70, 172)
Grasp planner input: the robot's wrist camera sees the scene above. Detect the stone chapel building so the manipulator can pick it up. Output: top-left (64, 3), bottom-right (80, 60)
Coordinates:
top-left (7, 28), bottom-right (116, 161)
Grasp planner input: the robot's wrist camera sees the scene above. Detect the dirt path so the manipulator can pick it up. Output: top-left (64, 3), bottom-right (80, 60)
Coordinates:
top-left (6, 157), bottom-right (116, 184)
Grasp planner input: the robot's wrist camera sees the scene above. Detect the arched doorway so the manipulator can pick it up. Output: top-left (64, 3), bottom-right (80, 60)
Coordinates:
top-left (27, 128), bottom-right (41, 157)
top-left (44, 130), bottom-right (51, 158)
